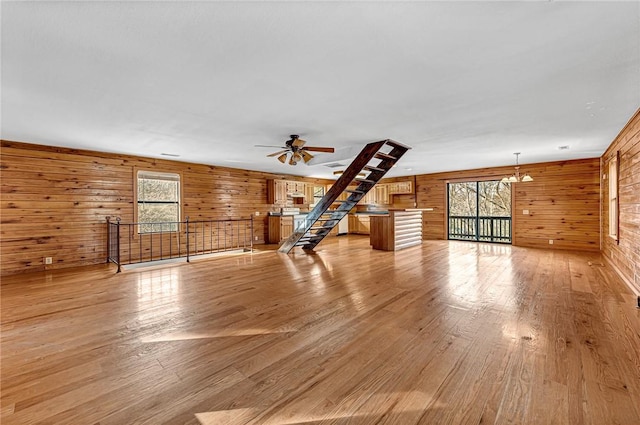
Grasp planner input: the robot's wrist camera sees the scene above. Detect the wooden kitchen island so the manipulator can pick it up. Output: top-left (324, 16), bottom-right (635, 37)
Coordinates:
top-left (370, 209), bottom-right (432, 251)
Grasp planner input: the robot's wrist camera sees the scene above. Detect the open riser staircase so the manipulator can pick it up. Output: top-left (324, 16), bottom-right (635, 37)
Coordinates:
top-left (278, 139), bottom-right (410, 253)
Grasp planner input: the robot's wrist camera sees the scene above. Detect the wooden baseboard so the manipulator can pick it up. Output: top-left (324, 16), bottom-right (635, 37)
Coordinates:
top-left (602, 254), bottom-right (640, 308)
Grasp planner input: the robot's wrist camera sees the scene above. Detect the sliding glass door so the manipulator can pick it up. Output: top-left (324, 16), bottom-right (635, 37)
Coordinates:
top-left (448, 180), bottom-right (512, 243)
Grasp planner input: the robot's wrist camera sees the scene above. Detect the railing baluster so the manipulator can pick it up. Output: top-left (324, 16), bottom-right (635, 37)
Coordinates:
top-left (193, 219), bottom-right (197, 256)
top-left (106, 217), bottom-right (111, 263)
top-left (150, 226), bottom-right (154, 262)
top-left (186, 216), bottom-right (190, 263)
top-left (448, 215), bottom-right (512, 243)
top-left (115, 218), bottom-right (121, 273)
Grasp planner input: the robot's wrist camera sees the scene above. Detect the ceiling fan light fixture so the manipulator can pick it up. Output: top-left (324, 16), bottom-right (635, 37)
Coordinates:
top-left (289, 152), bottom-right (302, 165)
top-left (263, 135), bottom-right (334, 166)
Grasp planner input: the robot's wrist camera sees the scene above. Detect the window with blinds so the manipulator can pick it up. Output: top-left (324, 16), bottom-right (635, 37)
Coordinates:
top-left (137, 170), bottom-right (181, 233)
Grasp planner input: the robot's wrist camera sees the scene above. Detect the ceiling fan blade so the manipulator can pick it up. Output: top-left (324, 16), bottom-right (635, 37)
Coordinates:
top-left (267, 150), bottom-right (289, 157)
top-left (291, 138), bottom-right (306, 148)
top-left (256, 144), bottom-right (287, 148)
top-left (301, 150), bottom-right (314, 163)
top-left (302, 146), bottom-right (335, 153)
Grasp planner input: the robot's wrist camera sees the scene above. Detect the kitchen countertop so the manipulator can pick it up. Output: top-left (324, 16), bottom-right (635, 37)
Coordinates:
top-left (352, 211), bottom-right (389, 215)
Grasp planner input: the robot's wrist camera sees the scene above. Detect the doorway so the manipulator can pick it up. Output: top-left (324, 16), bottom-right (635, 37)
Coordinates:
top-left (447, 180), bottom-right (512, 243)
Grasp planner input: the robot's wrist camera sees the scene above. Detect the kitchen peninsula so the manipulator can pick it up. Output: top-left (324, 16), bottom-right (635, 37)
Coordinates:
top-left (370, 209), bottom-right (433, 251)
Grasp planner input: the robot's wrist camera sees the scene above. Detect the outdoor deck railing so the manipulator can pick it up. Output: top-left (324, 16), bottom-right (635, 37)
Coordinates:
top-left (448, 216), bottom-right (511, 243)
top-left (107, 216), bottom-right (253, 272)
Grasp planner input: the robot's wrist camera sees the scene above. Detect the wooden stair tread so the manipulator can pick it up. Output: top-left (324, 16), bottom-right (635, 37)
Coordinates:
top-left (374, 152), bottom-right (397, 160)
top-left (363, 165), bottom-right (385, 173)
top-left (385, 139), bottom-right (412, 150)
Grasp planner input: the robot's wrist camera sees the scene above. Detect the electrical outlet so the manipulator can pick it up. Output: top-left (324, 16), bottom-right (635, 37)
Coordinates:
top-left (254, 236), bottom-right (259, 241)
top-left (255, 211), bottom-right (260, 216)
top-left (523, 209), bottom-right (529, 215)
top-left (44, 257), bottom-right (53, 264)
top-left (548, 240), bottom-right (554, 245)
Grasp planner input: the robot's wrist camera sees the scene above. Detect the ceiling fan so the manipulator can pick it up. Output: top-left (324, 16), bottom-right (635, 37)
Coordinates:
top-left (256, 135), bottom-right (335, 165)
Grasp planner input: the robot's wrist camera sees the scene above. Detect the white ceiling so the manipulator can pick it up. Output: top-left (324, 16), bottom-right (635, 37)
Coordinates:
top-left (2, 1), bottom-right (639, 179)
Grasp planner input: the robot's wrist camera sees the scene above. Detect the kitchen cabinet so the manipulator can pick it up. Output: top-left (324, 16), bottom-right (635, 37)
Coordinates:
top-left (267, 180), bottom-right (288, 205)
top-left (286, 181), bottom-right (305, 195)
top-left (268, 215), bottom-right (294, 243)
top-left (358, 184), bottom-right (389, 205)
top-left (387, 180), bottom-right (413, 195)
top-left (267, 180), bottom-right (308, 205)
top-left (360, 190), bottom-right (375, 205)
top-left (305, 185), bottom-right (316, 206)
top-left (348, 214), bottom-right (371, 235)
top-left (326, 184), bottom-right (357, 204)
top-left (376, 184), bottom-right (389, 205)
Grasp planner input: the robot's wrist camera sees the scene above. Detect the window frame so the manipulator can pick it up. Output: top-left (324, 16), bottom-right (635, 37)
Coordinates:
top-left (134, 168), bottom-right (183, 234)
top-left (313, 185), bottom-right (325, 206)
top-left (608, 151), bottom-right (620, 243)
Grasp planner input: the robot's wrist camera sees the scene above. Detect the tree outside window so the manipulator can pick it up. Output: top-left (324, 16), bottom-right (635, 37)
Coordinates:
top-left (137, 171), bottom-right (181, 233)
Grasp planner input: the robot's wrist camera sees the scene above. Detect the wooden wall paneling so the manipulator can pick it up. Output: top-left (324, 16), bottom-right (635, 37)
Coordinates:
top-left (600, 109), bottom-right (640, 298)
top-left (414, 176), bottom-right (446, 240)
top-left (414, 158), bottom-right (601, 252)
top-left (0, 141), bottom-right (330, 276)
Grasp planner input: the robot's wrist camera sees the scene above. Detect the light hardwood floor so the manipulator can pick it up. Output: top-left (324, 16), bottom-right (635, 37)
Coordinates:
top-left (2, 236), bottom-right (639, 424)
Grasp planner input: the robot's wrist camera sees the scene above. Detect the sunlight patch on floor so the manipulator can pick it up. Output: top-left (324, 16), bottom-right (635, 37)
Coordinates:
top-left (196, 408), bottom-right (254, 424)
top-left (195, 391), bottom-right (446, 425)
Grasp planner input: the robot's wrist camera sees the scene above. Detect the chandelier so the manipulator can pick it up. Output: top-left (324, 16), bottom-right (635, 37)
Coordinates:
top-left (501, 152), bottom-right (533, 183)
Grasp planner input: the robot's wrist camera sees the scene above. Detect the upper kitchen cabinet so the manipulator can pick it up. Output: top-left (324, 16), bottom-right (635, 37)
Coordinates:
top-left (267, 179), bottom-right (289, 204)
top-left (375, 184), bottom-right (389, 205)
top-left (326, 183), bottom-right (357, 203)
top-left (387, 181), bottom-right (413, 195)
top-left (322, 178), bottom-right (414, 206)
top-left (357, 183), bottom-right (390, 205)
top-left (267, 179), bottom-right (310, 205)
